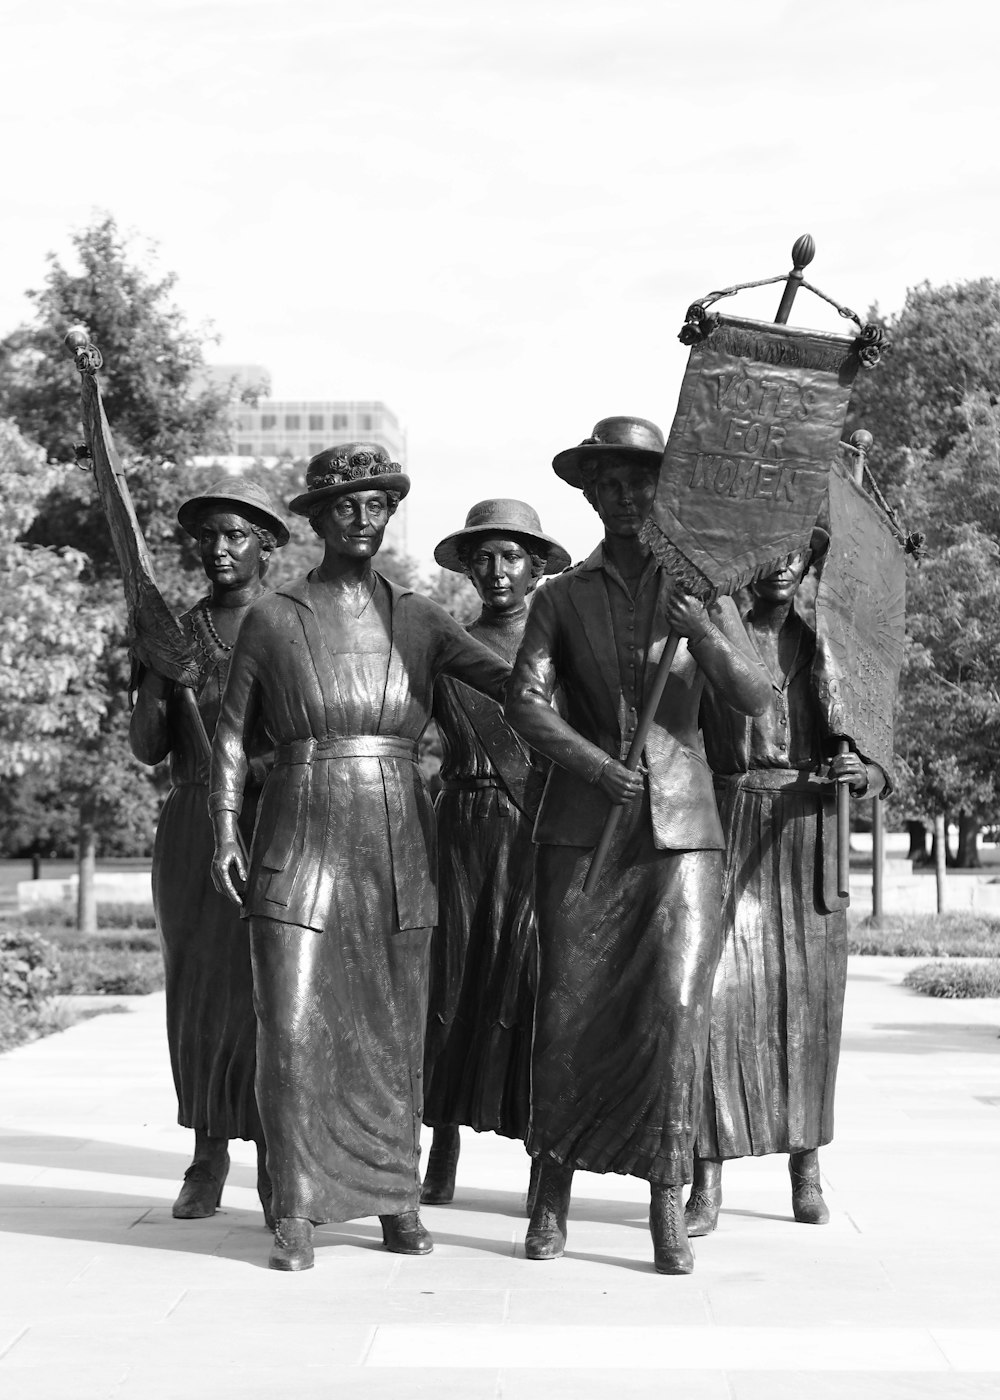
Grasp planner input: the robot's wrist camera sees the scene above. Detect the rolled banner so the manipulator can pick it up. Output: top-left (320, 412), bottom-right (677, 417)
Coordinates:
top-left (641, 314), bottom-right (864, 600)
top-left (65, 327), bottom-right (201, 689)
top-left (813, 458), bottom-right (906, 783)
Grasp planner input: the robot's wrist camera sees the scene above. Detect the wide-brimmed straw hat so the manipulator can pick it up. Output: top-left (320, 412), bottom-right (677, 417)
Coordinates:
top-left (288, 442), bottom-right (410, 516)
top-left (553, 415), bottom-right (665, 489)
top-left (178, 479), bottom-right (289, 546)
top-left (434, 499), bottom-right (571, 574)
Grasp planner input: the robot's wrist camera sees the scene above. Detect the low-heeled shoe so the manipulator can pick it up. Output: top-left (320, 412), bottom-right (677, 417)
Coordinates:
top-left (269, 1217), bottom-right (315, 1271)
top-left (380, 1211), bottom-right (433, 1255)
top-left (172, 1155), bottom-right (230, 1219)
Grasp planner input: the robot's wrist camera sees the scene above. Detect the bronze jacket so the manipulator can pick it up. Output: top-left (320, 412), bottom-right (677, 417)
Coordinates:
top-left (505, 545), bottom-right (771, 850)
top-left (210, 572), bottom-right (510, 931)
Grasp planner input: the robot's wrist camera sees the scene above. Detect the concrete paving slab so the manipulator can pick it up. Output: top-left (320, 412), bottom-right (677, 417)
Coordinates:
top-left (0, 961), bottom-right (998, 1396)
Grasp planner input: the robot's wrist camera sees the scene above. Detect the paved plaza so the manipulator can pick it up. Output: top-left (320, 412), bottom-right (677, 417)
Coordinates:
top-left (0, 956), bottom-right (998, 1398)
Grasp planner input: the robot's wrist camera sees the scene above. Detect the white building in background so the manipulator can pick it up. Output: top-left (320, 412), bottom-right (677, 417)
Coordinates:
top-left (233, 399), bottom-right (406, 466)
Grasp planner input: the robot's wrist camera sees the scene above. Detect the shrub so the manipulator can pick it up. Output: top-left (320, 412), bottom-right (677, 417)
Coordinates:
top-left (0, 929), bottom-right (60, 1007)
top-left (903, 960), bottom-right (1000, 999)
top-left (12, 903), bottom-right (156, 931)
top-left (52, 946), bottom-right (163, 996)
top-left (0, 929), bottom-right (63, 1052)
top-left (849, 913), bottom-right (1000, 958)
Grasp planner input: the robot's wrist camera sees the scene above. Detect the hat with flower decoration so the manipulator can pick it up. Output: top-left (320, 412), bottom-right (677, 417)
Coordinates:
top-left (288, 442), bottom-right (410, 516)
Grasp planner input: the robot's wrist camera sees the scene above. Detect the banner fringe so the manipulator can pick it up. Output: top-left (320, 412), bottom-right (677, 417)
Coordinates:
top-left (641, 518), bottom-right (816, 603)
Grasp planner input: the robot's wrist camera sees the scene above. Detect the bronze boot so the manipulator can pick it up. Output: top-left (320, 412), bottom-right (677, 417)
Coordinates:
top-left (685, 1157), bottom-right (722, 1237)
top-left (269, 1217), bottom-right (314, 1271)
top-left (172, 1134), bottom-right (230, 1219)
top-left (380, 1210), bottom-right (434, 1254)
top-left (789, 1149), bottom-right (830, 1225)
top-left (525, 1153), bottom-right (542, 1218)
top-left (524, 1162), bottom-right (573, 1260)
top-left (650, 1185), bottom-right (694, 1274)
top-left (420, 1126), bottom-right (460, 1205)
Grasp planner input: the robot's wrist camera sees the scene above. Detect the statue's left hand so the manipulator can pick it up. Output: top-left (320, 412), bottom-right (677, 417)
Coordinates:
top-left (211, 831), bottom-right (247, 906)
top-left (828, 750), bottom-right (868, 794)
top-left (663, 589), bottom-right (711, 641)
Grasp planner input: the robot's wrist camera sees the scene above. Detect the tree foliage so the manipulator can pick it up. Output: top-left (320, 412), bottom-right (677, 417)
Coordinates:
top-left (850, 280), bottom-right (1000, 846)
top-left (0, 419), bottom-right (113, 778)
top-left (0, 217), bottom-right (237, 859)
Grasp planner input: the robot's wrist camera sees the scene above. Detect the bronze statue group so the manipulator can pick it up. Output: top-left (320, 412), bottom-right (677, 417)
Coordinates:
top-left (131, 415), bottom-right (884, 1275)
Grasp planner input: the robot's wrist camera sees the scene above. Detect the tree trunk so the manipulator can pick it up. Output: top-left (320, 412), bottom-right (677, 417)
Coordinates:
top-left (955, 812), bottom-right (982, 868)
top-left (77, 795), bottom-right (98, 934)
top-left (934, 811), bottom-right (947, 916)
top-left (906, 819), bottom-right (930, 863)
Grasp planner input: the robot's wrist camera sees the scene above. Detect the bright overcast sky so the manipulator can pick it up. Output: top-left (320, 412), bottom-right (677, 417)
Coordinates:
top-left (2, 0), bottom-right (997, 569)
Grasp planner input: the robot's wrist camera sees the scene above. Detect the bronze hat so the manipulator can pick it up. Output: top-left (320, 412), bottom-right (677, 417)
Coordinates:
top-left (288, 442), bottom-right (411, 516)
top-left (177, 478), bottom-right (289, 546)
top-left (434, 499), bottom-right (571, 575)
top-left (552, 415), bottom-right (666, 489)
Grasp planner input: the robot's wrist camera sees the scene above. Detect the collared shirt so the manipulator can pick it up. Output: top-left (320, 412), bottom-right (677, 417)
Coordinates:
top-left (598, 549), bottom-right (662, 757)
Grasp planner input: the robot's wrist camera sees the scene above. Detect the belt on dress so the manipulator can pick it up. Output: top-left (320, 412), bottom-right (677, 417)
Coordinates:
top-left (439, 776), bottom-right (503, 793)
top-left (274, 736), bottom-right (418, 765)
top-left (715, 768), bottom-right (830, 795)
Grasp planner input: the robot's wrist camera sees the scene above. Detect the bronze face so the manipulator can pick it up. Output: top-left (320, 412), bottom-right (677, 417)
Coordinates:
top-left (466, 534), bottom-right (534, 613)
top-left (752, 551), bottom-right (810, 604)
top-left (197, 510), bottom-right (266, 591)
top-left (313, 489), bottom-right (391, 560)
top-left (591, 462), bottom-right (658, 538)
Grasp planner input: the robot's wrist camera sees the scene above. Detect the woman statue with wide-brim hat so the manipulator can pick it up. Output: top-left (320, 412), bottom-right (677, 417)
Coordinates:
top-left (688, 532), bottom-right (887, 1237)
top-left (129, 478), bottom-right (288, 1226)
top-left (420, 501), bottom-right (570, 1208)
top-left (505, 416), bottom-right (772, 1274)
top-left (208, 444), bottom-right (512, 1271)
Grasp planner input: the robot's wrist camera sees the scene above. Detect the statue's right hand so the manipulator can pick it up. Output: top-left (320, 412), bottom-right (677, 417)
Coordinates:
top-left (211, 842), bottom-right (247, 906)
top-left (596, 758), bottom-right (644, 806)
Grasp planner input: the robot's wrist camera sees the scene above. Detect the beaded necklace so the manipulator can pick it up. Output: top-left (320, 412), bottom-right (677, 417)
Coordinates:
top-left (197, 597), bottom-right (233, 652)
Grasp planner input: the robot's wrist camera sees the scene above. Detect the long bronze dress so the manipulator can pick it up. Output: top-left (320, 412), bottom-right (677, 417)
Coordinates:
top-left (152, 602), bottom-right (265, 1142)
top-left (423, 611), bottom-right (539, 1141)
top-left (697, 609), bottom-right (849, 1159)
top-left (507, 549), bottom-right (771, 1186)
top-left (210, 572), bottom-right (510, 1224)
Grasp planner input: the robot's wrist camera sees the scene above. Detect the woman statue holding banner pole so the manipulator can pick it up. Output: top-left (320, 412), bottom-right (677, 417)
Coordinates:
top-left (688, 534), bottom-right (886, 1235)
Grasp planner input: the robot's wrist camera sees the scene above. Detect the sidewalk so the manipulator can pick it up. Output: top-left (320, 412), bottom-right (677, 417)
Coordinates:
top-left (1, 959), bottom-right (998, 1399)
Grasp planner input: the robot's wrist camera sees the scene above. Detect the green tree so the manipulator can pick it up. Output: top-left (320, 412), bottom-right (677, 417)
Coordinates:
top-left (849, 279), bottom-right (1000, 865)
top-left (0, 217), bottom-right (235, 925)
top-left (0, 419), bottom-right (113, 776)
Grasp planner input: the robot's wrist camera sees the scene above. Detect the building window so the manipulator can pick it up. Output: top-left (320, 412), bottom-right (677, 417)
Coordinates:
top-left (237, 443), bottom-right (253, 455)
top-left (332, 414), bottom-right (348, 430)
top-left (360, 414), bottom-right (373, 431)
top-left (261, 414), bottom-right (276, 430)
top-left (262, 441), bottom-right (277, 455)
top-left (285, 414), bottom-right (300, 430)
top-left (309, 414), bottom-right (324, 431)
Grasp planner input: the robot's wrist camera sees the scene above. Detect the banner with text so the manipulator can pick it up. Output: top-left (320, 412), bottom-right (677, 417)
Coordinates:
top-left (642, 315), bottom-right (861, 598)
top-left (812, 461), bottom-right (905, 777)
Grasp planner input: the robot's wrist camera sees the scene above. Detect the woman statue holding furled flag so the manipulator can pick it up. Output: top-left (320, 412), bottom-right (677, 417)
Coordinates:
top-left (129, 480), bottom-right (289, 1227)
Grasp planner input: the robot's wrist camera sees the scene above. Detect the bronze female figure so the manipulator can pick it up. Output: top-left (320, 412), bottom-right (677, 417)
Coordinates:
top-left (209, 445), bottom-right (510, 1271)
top-left (690, 537), bottom-right (886, 1234)
top-left (129, 480), bottom-right (288, 1226)
top-left (421, 500), bottom-right (569, 1207)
